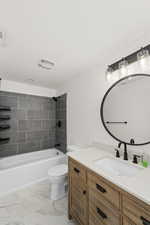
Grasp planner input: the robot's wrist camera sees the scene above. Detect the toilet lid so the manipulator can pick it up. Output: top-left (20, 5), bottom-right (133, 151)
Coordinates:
top-left (48, 164), bottom-right (68, 177)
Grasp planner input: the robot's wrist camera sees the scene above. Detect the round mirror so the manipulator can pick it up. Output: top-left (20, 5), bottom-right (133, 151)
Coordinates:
top-left (100, 74), bottom-right (150, 145)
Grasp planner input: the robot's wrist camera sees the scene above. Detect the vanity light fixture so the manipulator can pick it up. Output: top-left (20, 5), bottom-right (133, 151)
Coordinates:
top-left (105, 44), bottom-right (150, 83)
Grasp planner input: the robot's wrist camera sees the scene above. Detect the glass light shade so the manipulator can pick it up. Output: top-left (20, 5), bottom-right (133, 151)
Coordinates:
top-left (106, 67), bottom-right (120, 83)
top-left (106, 66), bottom-right (112, 81)
top-left (137, 48), bottom-right (149, 60)
top-left (119, 59), bottom-right (128, 77)
top-left (137, 48), bottom-right (149, 69)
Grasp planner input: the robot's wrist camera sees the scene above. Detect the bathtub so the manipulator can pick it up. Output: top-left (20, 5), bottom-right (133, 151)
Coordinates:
top-left (0, 149), bottom-right (67, 197)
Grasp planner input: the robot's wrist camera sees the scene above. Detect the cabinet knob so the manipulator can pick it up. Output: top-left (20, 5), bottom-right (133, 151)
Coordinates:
top-left (83, 190), bottom-right (86, 195)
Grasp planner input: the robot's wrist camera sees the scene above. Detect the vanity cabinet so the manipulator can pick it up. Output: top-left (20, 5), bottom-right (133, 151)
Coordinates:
top-left (68, 158), bottom-right (150, 225)
top-left (68, 159), bottom-right (88, 225)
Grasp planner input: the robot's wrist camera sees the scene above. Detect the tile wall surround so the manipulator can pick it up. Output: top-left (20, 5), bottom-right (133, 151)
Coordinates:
top-left (0, 91), bottom-right (67, 157)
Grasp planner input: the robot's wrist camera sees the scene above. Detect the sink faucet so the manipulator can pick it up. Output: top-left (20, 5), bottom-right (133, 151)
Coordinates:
top-left (118, 142), bottom-right (128, 160)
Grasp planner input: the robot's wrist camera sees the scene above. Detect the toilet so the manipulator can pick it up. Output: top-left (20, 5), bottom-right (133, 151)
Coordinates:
top-left (48, 145), bottom-right (84, 200)
top-left (48, 164), bottom-right (68, 200)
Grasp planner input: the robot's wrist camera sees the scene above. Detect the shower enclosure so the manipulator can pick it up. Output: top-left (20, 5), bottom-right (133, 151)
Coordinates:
top-left (0, 91), bottom-right (67, 157)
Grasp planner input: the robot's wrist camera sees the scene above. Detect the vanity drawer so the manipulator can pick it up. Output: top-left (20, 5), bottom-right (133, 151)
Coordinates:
top-left (123, 216), bottom-right (136, 225)
top-left (123, 196), bottom-right (150, 225)
top-left (89, 213), bottom-right (106, 225)
top-left (88, 172), bottom-right (120, 208)
top-left (69, 158), bottom-right (87, 183)
top-left (89, 192), bottom-right (121, 225)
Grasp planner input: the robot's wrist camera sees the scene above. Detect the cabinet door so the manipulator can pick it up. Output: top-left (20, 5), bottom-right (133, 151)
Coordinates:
top-left (123, 196), bottom-right (150, 225)
top-left (69, 159), bottom-right (87, 225)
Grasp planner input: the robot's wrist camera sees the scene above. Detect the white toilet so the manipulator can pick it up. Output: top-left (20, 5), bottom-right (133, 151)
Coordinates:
top-left (48, 164), bottom-right (68, 200)
top-left (48, 145), bottom-right (84, 200)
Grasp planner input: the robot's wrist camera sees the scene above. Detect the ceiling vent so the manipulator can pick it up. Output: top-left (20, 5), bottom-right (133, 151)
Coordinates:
top-left (0, 31), bottom-right (5, 46)
top-left (38, 59), bottom-right (55, 70)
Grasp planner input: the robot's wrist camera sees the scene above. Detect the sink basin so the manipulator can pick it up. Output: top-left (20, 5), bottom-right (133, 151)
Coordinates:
top-left (94, 157), bottom-right (144, 177)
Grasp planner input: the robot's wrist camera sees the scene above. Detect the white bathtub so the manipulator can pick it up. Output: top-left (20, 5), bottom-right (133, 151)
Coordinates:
top-left (0, 149), bottom-right (67, 197)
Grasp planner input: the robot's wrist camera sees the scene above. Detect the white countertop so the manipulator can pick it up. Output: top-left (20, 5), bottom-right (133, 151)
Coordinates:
top-left (67, 146), bottom-right (150, 205)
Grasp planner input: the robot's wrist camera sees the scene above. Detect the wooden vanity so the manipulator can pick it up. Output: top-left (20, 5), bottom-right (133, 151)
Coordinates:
top-left (68, 157), bottom-right (150, 225)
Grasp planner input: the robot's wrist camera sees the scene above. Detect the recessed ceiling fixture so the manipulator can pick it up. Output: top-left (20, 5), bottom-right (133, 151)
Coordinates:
top-left (38, 59), bottom-right (55, 70)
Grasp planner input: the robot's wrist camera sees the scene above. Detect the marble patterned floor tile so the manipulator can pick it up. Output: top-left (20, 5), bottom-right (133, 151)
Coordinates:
top-left (0, 181), bottom-right (77, 225)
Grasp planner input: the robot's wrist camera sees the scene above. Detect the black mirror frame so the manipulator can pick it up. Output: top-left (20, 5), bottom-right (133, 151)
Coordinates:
top-left (100, 73), bottom-right (150, 146)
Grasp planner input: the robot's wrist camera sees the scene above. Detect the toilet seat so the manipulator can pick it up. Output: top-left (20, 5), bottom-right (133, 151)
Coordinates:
top-left (48, 164), bottom-right (68, 177)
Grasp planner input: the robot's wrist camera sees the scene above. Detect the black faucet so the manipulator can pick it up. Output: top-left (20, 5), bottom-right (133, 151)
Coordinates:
top-left (130, 139), bottom-right (135, 145)
top-left (118, 142), bottom-right (128, 160)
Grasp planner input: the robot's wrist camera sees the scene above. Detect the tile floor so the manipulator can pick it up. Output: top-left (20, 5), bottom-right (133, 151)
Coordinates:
top-left (0, 180), bottom-right (77, 225)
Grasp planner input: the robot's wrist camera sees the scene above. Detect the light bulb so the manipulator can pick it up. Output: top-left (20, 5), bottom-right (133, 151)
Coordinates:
top-left (105, 66), bottom-right (120, 83)
top-left (119, 58), bottom-right (128, 77)
top-left (137, 48), bottom-right (149, 69)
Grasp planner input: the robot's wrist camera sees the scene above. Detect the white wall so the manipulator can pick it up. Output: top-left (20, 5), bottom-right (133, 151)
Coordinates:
top-left (0, 79), bottom-right (56, 97)
top-left (57, 60), bottom-right (150, 157)
top-left (57, 65), bottom-right (113, 146)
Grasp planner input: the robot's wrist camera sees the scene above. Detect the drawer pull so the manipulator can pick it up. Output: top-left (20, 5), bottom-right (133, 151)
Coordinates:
top-left (74, 167), bottom-right (80, 174)
top-left (96, 207), bottom-right (107, 219)
top-left (141, 216), bottom-right (150, 225)
top-left (83, 190), bottom-right (86, 195)
top-left (96, 183), bottom-right (106, 193)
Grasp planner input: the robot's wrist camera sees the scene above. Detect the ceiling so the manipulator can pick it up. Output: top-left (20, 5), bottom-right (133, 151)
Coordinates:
top-left (0, 0), bottom-right (150, 88)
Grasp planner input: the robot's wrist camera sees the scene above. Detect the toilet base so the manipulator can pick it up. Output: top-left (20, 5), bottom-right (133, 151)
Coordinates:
top-left (50, 182), bottom-right (67, 201)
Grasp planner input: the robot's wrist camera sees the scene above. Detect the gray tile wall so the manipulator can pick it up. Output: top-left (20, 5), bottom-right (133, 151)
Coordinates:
top-left (0, 91), bottom-right (56, 157)
top-left (55, 94), bottom-right (67, 153)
